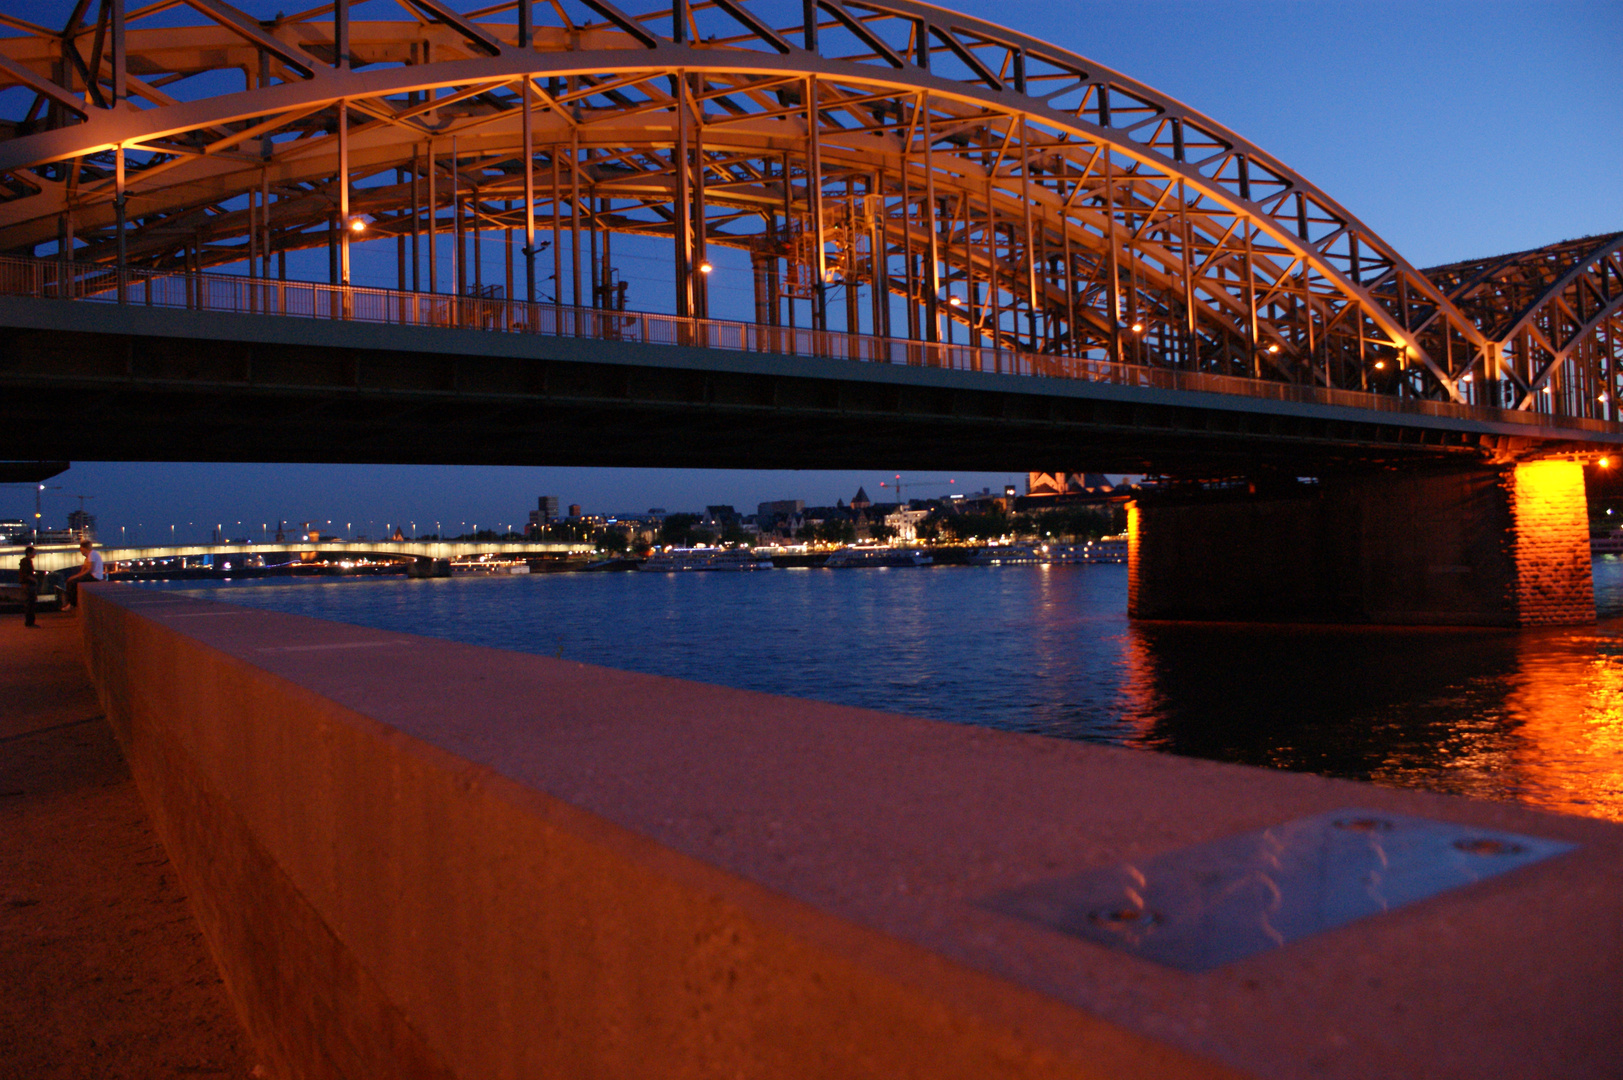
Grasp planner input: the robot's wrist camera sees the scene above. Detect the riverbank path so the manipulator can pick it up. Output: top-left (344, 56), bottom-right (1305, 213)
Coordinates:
top-left (0, 608), bottom-right (254, 1079)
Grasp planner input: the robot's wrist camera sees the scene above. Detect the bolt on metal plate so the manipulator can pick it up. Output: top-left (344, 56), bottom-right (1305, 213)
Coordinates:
top-left (982, 808), bottom-right (1577, 972)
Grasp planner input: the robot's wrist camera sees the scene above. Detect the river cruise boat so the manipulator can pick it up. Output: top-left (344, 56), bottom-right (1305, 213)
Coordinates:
top-left (637, 547), bottom-right (773, 571)
top-left (966, 545), bottom-right (1043, 565)
top-left (1048, 536), bottom-right (1129, 564)
top-left (823, 546), bottom-right (933, 568)
top-left (1090, 535), bottom-right (1129, 563)
top-left (1046, 544), bottom-right (1089, 564)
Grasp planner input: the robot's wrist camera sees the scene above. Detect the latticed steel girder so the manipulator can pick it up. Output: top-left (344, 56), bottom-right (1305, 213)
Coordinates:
top-left (0, 0), bottom-right (1608, 424)
top-left (1424, 233), bottom-right (1623, 417)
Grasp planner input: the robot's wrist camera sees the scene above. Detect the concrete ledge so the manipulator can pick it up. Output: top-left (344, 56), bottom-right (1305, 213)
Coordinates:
top-left (82, 587), bottom-right (1623, 1079)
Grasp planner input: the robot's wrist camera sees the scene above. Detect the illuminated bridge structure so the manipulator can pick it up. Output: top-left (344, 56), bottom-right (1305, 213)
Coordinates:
top-left (0, 0), bottom-right (1617, 625)
top-left (6, 539), bottom-right (592, 575)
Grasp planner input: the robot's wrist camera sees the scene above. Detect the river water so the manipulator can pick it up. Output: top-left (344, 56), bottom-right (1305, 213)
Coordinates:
top-left (157, 558), bottom-right (1623, 823)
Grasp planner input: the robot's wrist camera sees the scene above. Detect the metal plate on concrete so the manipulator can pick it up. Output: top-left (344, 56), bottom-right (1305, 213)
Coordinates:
top-left (984, 808), bottom-right (1576, 972)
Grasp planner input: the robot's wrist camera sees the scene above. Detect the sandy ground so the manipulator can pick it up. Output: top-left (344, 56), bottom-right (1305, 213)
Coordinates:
top-left (0, 608), bottom-right (257, 1079)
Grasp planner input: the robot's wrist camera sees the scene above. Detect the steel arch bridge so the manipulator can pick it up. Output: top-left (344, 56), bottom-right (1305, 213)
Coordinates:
top-left (0, 0), bottom-right (1617, 435)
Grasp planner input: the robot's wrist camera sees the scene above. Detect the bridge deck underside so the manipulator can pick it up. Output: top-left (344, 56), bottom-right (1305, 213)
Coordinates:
top-left (0, 298), bottom-right (1583, 476)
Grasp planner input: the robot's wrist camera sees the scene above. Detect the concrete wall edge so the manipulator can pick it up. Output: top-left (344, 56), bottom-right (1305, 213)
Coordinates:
top-left (80, 589), bottom-right (1244, 1080)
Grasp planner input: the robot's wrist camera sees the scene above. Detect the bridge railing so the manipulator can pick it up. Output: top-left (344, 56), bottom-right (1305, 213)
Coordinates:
top-left (3, 255), bottom-right (1615, 436)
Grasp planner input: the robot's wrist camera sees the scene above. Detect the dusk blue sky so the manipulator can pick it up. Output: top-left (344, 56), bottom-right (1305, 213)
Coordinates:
top-left (6, 0), bottom-right (1620, 542)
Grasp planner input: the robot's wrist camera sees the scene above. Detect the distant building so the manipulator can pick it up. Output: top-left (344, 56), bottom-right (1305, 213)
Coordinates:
top-left (757, 499), bottom-right (803, 521)
top-left (957, 488), bottom-right (1014, 514)
top-left (67, 509), bottom-right (96, 540)
top-left (604, 520), bottom-right (657, 547)
top-left (884, 505), bottom-right (931, 541)
top-left (753, 500), bottom-right (805, 541)
top-left (850, 487), bottom-right (871, 509)
top-left (0, 518), bottom-right (23, 543)
top-left (568, 504), bottom-right (582, 518)
top-left (528, 495), bottom-right (562, 535)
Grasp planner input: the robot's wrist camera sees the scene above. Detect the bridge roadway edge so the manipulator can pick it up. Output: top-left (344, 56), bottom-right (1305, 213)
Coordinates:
top-left (5, 294), bottom-right (1614, 473)
top-left (78, 586), bottom-right (1623, 1080)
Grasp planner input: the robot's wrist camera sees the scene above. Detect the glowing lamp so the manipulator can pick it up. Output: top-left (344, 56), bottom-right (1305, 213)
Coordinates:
top-left (1374, 361), bottom-right (1386, 370)
top-left (948, 295), bottom-right (963, 307)
top-left (1266, 343), bottom-right (1279, 354)
top-left (1600, 457), bottom-right (1611, 468)
top-left (697, 260), bottom-right (714, 274)
top-left (1130, 322), bottom-right (1144, 333)
top-left (348, 217), bottom-right (367, 233)
top-left (1459, 372), bottom-right (1473, 382)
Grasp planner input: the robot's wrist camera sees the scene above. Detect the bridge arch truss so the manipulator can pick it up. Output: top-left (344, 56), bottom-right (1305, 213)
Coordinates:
top-left (0, 0), bottom-right (1615, 427)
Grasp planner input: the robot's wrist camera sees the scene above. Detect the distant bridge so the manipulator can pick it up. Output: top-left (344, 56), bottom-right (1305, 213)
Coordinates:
top-left (8, 540), bottom-right (591, 575)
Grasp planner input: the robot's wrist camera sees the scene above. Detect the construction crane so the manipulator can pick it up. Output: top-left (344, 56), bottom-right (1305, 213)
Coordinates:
top-left (70, 493), bottom-right (95, 540)
top-left (878, 476), bottom-right (956, 507)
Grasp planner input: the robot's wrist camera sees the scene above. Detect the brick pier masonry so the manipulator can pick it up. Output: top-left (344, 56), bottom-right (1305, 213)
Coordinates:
top-left (80, 588), bottom-right (1621, 1079)
top-left (1129, 460), bottom-right (1595, 626)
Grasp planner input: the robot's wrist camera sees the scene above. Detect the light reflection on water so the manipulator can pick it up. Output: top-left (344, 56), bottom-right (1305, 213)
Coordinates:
top-left (158, 557), bottom-right (1623, 822)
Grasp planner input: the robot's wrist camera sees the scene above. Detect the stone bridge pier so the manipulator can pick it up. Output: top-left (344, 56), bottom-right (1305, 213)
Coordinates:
top-left (1128, 460), bottom-right (1595, 627)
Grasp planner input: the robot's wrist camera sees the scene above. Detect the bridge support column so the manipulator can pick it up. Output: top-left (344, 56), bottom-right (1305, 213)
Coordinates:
top-left (1127, 460), bottom-right (1594, 627)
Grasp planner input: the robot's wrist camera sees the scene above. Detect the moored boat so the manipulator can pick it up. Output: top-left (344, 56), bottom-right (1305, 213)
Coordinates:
top-left (823, 546), bottom-right (933, 568)
top-left (637, 547), bottom-right (773, 571)
top-left (1048, 536), bottom-right (1128, 564)
top-left (966, 544), bottom-right (1042, 565)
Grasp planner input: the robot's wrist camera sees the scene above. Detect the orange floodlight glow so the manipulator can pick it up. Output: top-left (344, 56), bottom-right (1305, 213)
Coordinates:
top-left (348, 217), bottom-right (367, 233)
top-left (1374, 361), bottom-right (1386, 370)
top-left (948, 295), bottom-right (963, 307)
top-left (697, 260), bottom-right (713, 274)
top-left (1266, 343), bottom-right (1279, 354)
top-left (1130, 322), bottom-right (1144, 333)
top-left (1600, 457), bottom-right (1611, 469)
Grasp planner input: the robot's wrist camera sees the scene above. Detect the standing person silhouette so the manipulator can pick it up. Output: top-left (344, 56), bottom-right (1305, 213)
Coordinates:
top-left (18, 544), bottom-right (38, 627)
top-left (62, 540), bottom-right (104, 611)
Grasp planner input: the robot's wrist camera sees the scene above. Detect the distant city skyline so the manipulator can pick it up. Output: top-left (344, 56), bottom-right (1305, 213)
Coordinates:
top-left (3, 464), bottom-right (1020, 545)
top-left (6, 0), bottom-right (1618, 540)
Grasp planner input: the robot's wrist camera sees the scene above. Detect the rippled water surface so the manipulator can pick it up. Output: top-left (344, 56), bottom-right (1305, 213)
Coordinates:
top-left (159, 557), bottom-right (1623, 822)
